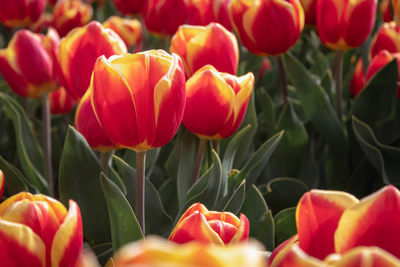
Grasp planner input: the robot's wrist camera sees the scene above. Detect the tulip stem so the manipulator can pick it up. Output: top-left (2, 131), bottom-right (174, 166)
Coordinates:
top-left (136, 150), bottom-right (146, 235)
top-left (334, 50), bottom-right (344, 122)
top-left (191, 139), bottom-right (207, 186)
top-left (277, 56), bottom-right (288, 105)
top-left (100, 151), bottom-right (113, 176)
top-left (212, 140), bottom-right (220, 155)
top-left (42, 94), bottom-right (54, 197)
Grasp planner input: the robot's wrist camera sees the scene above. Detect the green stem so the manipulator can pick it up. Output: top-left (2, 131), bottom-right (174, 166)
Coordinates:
top-left (277, 55), bottom-right (288, 105)
top-left (191, 139), bottom-right (207, 186)
top-left (100, 151), bottom-right (113, 176)
top-left (212, 140), bottom-right (220, 155)
top-left (334, 50), bottom-right (344, 122)
top-left (42, 94), bottom-right (54, 196)
top-left (136, 150), bottom-right (147, 235)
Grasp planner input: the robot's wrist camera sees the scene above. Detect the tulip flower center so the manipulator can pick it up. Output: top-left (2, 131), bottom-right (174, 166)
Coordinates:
top-left (208, 220), bottom-right (238, 244)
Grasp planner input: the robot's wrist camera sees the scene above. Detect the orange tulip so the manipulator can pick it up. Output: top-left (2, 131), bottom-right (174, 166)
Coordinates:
top-left (113, 0), bottom-right (144, 15)
top-left (0, 0), bottom-right (46, 28)
top-left (75, 89), bottom-right (116, 151)
top-left (328, 247), bottom-right (400, 267)
top-left (170, 23), bottom-right (239, 77)
top-left (299, 0), bottom-right (317, 25)
top-left (229, 0), bottom-right (304, 56)
top-left (316, 0), bottom-right (377, 50)
top-left (393, 0), bottom-right (400, 27)
top-left (103, 16), bottom-right (142, 50)
top-left (370, 22), bottom-right (400, 59)
top-left (381, 0), bottom-right (393, 22)
top-left (50, 87), bottom-right (75, 115)
top-left (269, 243), bottom-right (327, 267)
top-left (187, 0), bottom-right (232, 31)
top-left (53, 0), bottom-right (93, 37)
top-left (0, 192), bottom-right (83, 267)
top-left (169, 202), bottom-right (249, 245)
top-left (141, 0), bottom-right (188, 35)
top-left (90, 50), bottom-right (186, 151)
top-left (57, 21), bottom-right (127, 100)
top-left (0, 29), bottom-right (60, 98)
top-left (182, 65), bottom-right (254, 140)
top-left (0, 169), bottom-right (4, 199)
top-left (349, 58), bottom-right (365, 98)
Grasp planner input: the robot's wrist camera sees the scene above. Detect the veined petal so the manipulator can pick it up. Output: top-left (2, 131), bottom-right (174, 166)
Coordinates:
top-left (269, 243), bottom-right (327, 267)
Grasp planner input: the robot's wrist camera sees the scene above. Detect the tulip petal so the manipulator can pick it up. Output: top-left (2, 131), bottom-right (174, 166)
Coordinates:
top-left (230, 213), bottom-right (250, 243)
top-left (296, 190), bottom-right (359, 259)
top-left (176, 202), bottom-right (209, 225)
top-left (0, 169), bottom-right (4, 199)
top-left (203, 211), bottom-right (241, 244)
top-left (335, 185), bottom-right (400, 258)
top-left (317, 0), bottom-right (345, 49)
top-left (269, 243), bottom-right (327, 267)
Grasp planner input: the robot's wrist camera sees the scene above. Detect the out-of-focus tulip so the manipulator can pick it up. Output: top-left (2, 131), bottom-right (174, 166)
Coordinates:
top-left (256, 58), bottom-right (272, 83)
top-left (53, 0), bottom-right (93, 37)
top-left (113, 0), bottom-right (144, 15)
top-left (91, 50), bottom-right (186, 151)
top-left (103, 16), bottom-right (142, 50)
top-left (50, 86), bottom-right (75, 115)
top-left (113, 236), bottom-right (265, 267)
top-left (300, 0), bottom-right (317, 25)
top-left (349, 58), bottom-right (365, 98)
top-left (170, 23), bottom-right (239, 77)
top-left (316, 0), bottom-right (377, 50)
top-left (393, 0), bottom-right (400, 26)
top-left (187, 0), bottom-right (232, 30)
top-left (58, 21), bottom-right (127, 100)
top-left (269, 243), bottom-right (328, 267)
top-left (328, 247), bottom-right (400, 267)
top-left (0, 0), bottom-right (46, 28)
top-left (75, 249), bottom-right (101, 267)
top-left (0, 192), bottom-right (83, 267)
top-left (142, 0), bottom-right (188, 35)
top-left (31, 13), bottom-right (54, 33)
top-left (381, 0), bottom-right (393, 22)
top-left (370, 22), bottom-right (400, 59)
top-left (182, 65), bottom-right (254, 140)
top-left (75, 89), bottom-right (116, 151)
top-left (366, 50), bottom-right (400, 98)
top-left (229, 0), bottom-right (304, 56)
top-left (0, 169), bottom-right (4, 199)
top-left (0, 29), bottom-right (60, 98)
top-left (169, 202), bottom-right (249, 245)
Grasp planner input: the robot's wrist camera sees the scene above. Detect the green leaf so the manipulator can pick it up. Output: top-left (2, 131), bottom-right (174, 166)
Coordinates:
top-left (100, 173), bottom-right (143, 252)
top-left (158, 178), bottom-right (179, 219)
top-left (0, 155), bottom-right (30, 194)
top-left (0, 93), bottom-right (47, 192)
top-left (223, 180), bottom-right (246, 214)
top-left (274, 207), bottom-right (297, 246)
top-left (59, 126), bottom-right (110, 244)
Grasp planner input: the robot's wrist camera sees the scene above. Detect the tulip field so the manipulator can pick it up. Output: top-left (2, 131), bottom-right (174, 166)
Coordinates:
top-left (1, 0), bottom-right (400, 266)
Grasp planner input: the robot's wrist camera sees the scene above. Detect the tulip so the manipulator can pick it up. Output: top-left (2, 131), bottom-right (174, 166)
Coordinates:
top-left (75, 88), bottom-right (116, 151)
top-left (141, 0), bottom-right (188, 35)
top-left (381, 0), bottom-right (393, 22)
top-left (113, 0), bottom-right (144, 15)
top-left (328, 247), bottom-right (400, 267)
top-left (169, 202), bottom-right (249, 245)
top-left (229, 0), bottom-right (304, 56)
top-left (0, 169), bottom-right (4, 199)
top-left (370, 22), bottom-right (400, 59)
top-left (316, 0), bottom-right (377, 50)
top-left (31, 13), bottom-right (54, 33)
top-left (269, 243), bottom-right (328, 267)
top-left (0, 192), bottom-right (83, 267)
top-left (187, 0), bottom-right (232, 31)
top-left (0, 29), bottom-right (59, 98)
top-left (0, 0), bottom-right (46, 28)
top-left (300, 0), bottom-right (317, 25)
top-left (170, 23), bottom-right (239, 77)
top-left (58, 21), bottom-right (127, 100)
top-left (394, 0), bottom-right (400, 27)
top-left (349, 58), bottom-right (365, 98)
top-left (103, 16), bottom-right (142, 50)
top-left (53, 0), bottom-right (93, 37)
top-left (182, 65), bottom-right (254, 140)
top-left (50, 87), bottom-right (75, 115)
top-left (114, 236), bottom-right (264, 267)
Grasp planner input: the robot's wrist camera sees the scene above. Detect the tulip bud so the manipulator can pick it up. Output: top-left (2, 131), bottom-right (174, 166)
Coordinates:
top-left (91, 50), bottom-right (186, 151)
top-left (349, 58), bottom-right (365, 98)
top-left (0, 192), bottom-right (83, 267)
top-left (316, 0), bottom-right (377, 50)
top-left (300, 0), bottom-right (317, 25)
top-left (113, 0), bottom-right (144, 15)
top-left (58, 21), bottom-right (127, 100)
top-left (103, 16), bottom-right (142, 50)
top-left (50, 86), bottom-right (75, 115)
top-left (142, 0), bottom-right (188, 35)
top-left (370, 22), bottom-right (400, 59)
top-left (170, 23), bottom-right (239, 77)
top-left (182, 65), bottom-right (254, 140)
top-left (169, 202), bottom-right (249, 245)
top-left (53, 0), bottom-right (93, 37)
top-left (0, 169), bottom-right (4, 199)
top-left (0, 0), bottom-right (46, 28)
top-left (75, 88), bottom-right (117, 151)
top-left (229, 0), bottom-right (304, 56)
top-left (381, 0), bottom-right (393, 22)
top-left (187, 0), bottom-right (232, 31)
top-left (0, 29), bottom-right (60, 98)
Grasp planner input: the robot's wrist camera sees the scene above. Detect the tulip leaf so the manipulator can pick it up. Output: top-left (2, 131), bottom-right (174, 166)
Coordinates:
top-left (113, 156), bottom-right (173, 236)
top-left (123, 147), bottom-right (160, 175)
top-left (223, 180), bottom-right (246, 214)
top-left (100, 173), bottom-right (143, 252)
top-left (352, 116), bottom-right (400, 185)
top-left (59, 126), bottom-right (111, 244)
top-left (0, 93), bottom-right (47, 193)
top-left (352, 59), bottom-right (398, 127)
top-left (274, 207), bottom-right (297, 246)
top-left (0, 155), bottom-right (30, 194)
top-left (159, 178), bottom-right (179, 219)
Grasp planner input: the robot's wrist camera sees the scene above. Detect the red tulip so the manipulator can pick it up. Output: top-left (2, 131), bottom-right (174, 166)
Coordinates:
top-left (170, 23), bottom-right (239, 77)
top-left (328, 247), bottom-right (400, 267)
top-left (187, 0), bottom-right (232, 31)
top-left (57, 21), bottom-right (127, 100)
top-left (103, 16), bottom-right (142, 50)
top-left (370, 22), bottom-right (400, 59)
top-left (50, 87), bottom-right (75, 115)
top-left (0, 169), bottom-right (4, 199)
top-left (169, 203), bottom-right (249, 245)
top-left (316, 0), bottom-right (377, 50)
top-left (31, 13), bottom-right (54, 33)
top-left (299, 0), bottom-right (317, 25)
top-left (229, 0), bottom-right (304, 56)
top-left (393, 0), bottom-right (400, 27)
top-left (90, 50), bottom-right (186, 151)
top-left (0, 192), bottom-right (83, 267)
top-left (349, 58), bottom-right (365, 98)
top-left (113, 0), bottom-right (144, 15)
top-left (0, 29), bottom-right (60, 98)
top-left (0, 0), bottom-right (46, 28)
top-left (381, 0), bottom-right (393, 22)
top-left (182, 65), bottom-right (254, 139)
